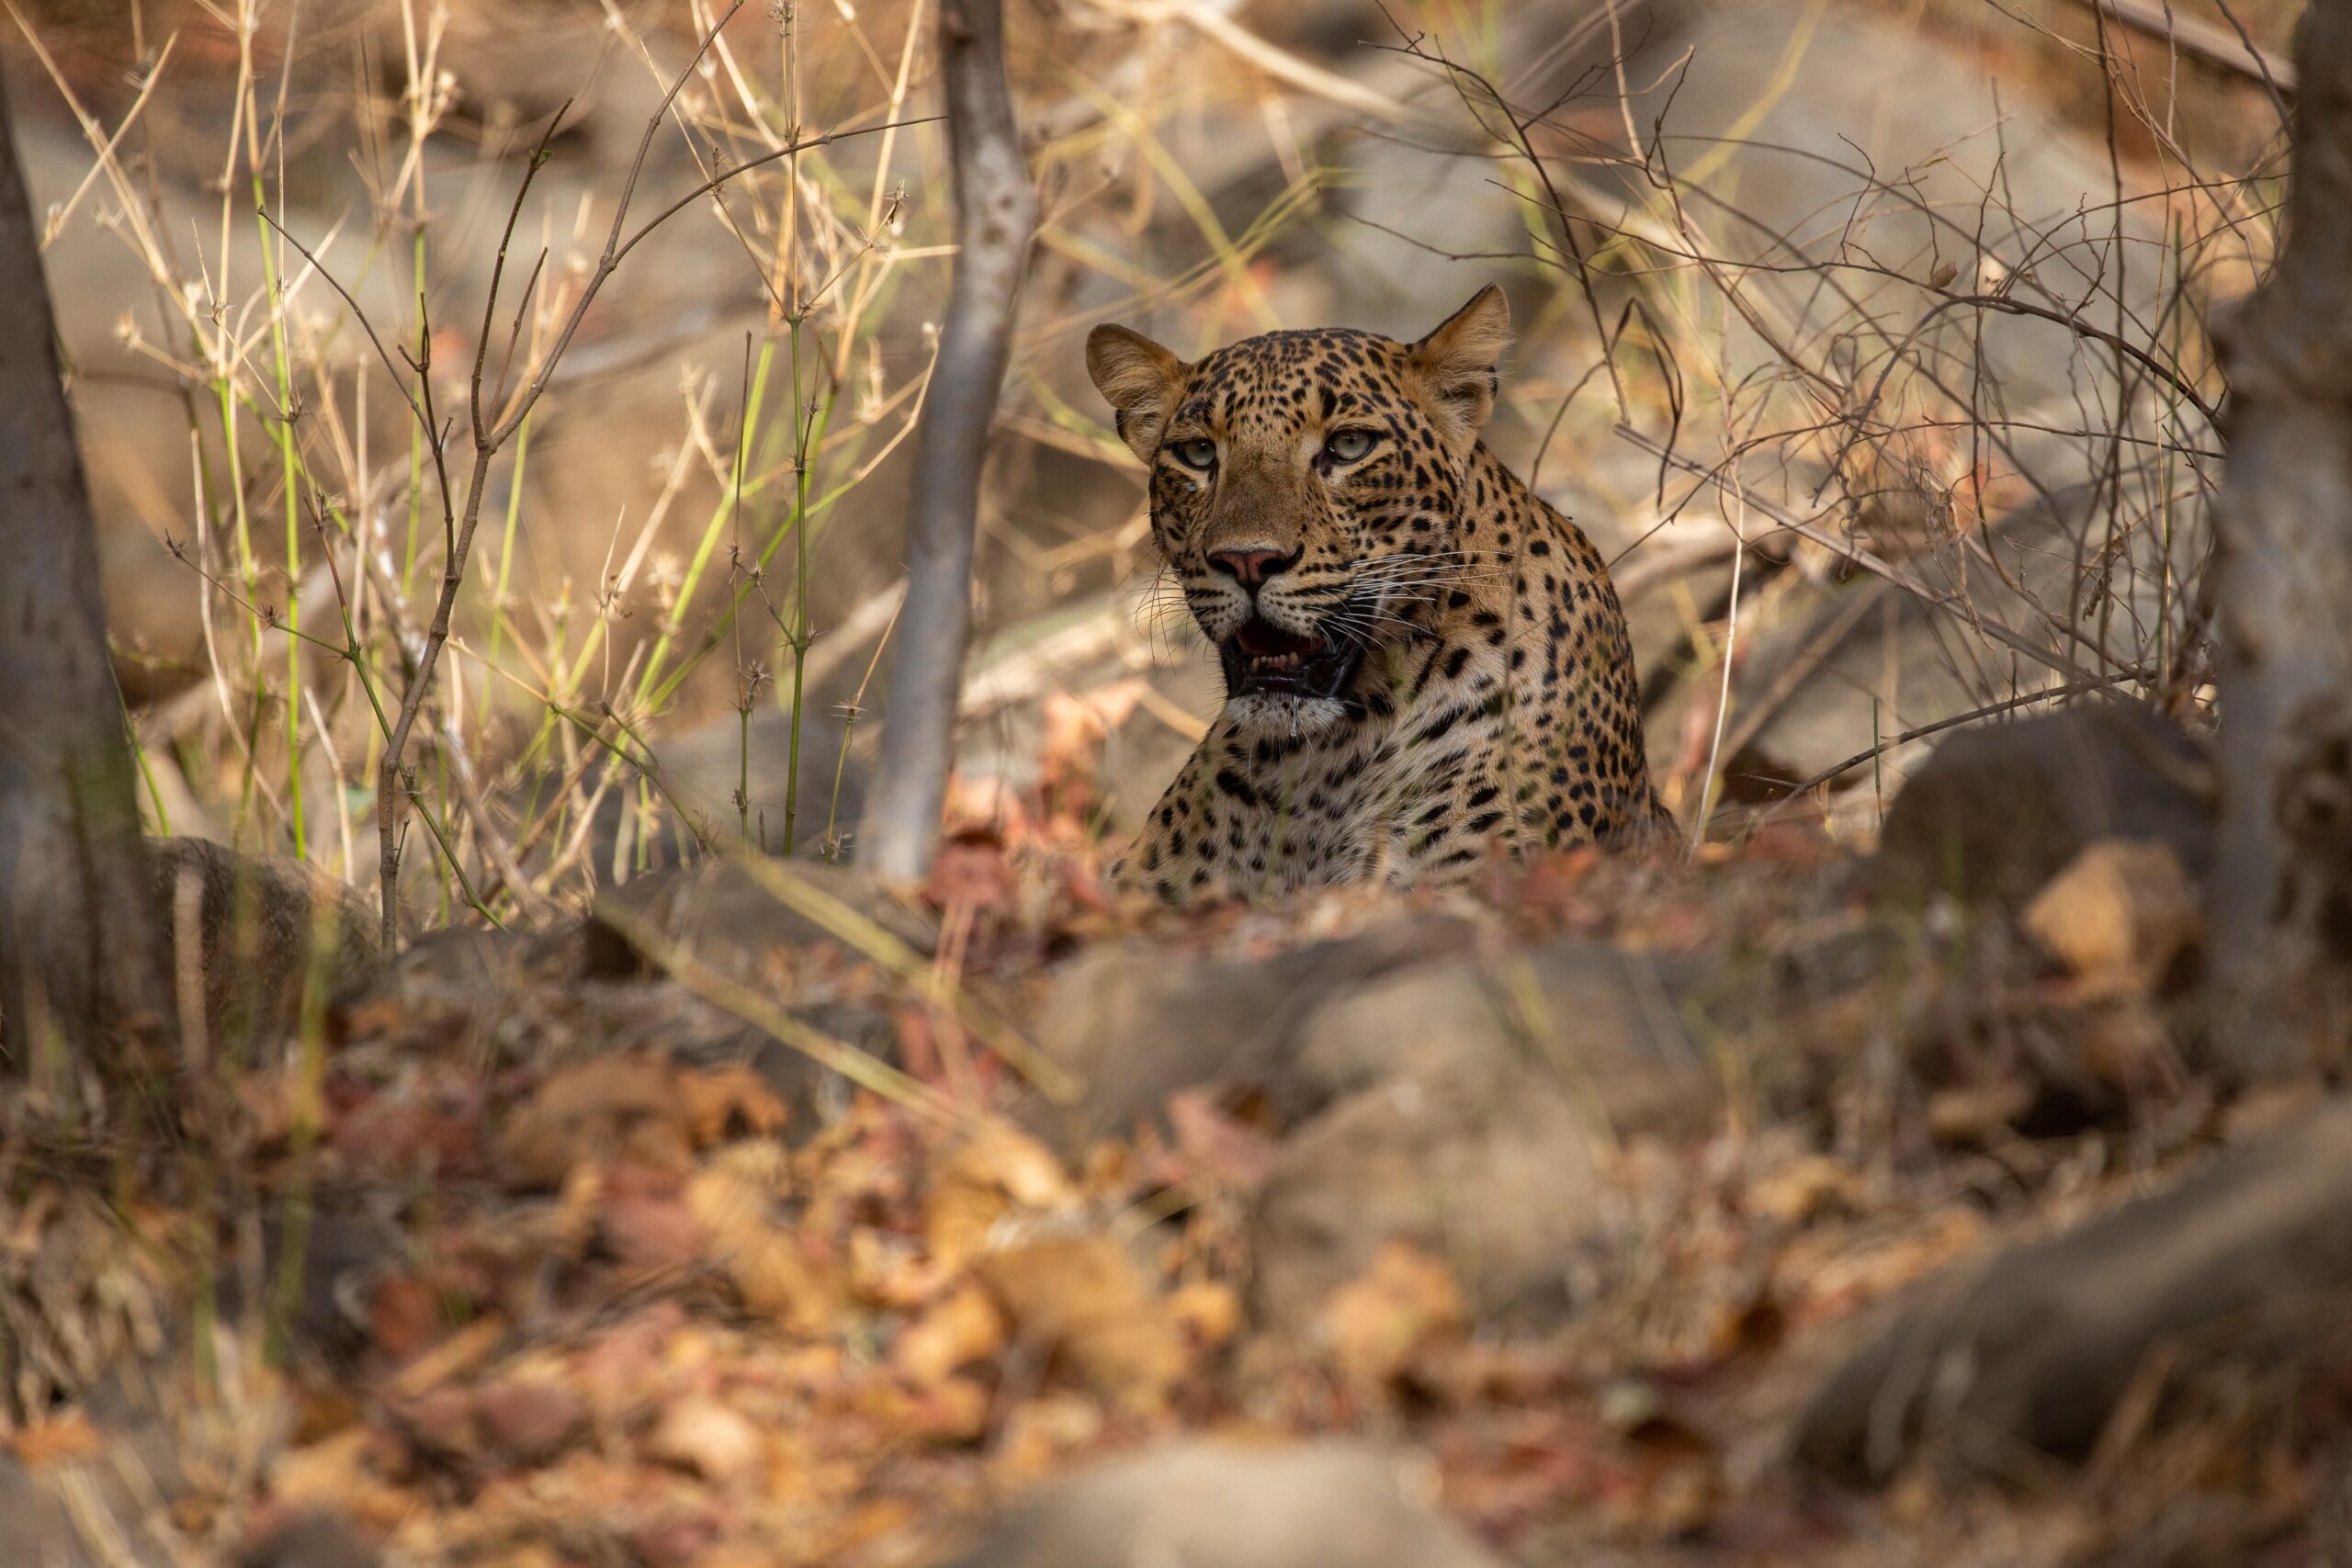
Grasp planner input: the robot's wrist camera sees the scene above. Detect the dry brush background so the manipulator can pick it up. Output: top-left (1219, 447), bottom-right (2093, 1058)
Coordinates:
top-left (3, 1), bottom-right (2342, 1565)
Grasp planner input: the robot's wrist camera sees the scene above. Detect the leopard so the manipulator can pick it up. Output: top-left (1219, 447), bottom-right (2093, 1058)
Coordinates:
top-left (1086, 284), bottom-right (1667, 903)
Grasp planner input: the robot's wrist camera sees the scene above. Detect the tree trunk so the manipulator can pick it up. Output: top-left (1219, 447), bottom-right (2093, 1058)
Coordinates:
top-left (862, 0), bottom-right (1038, 882)
top-left (2211, 2), bottom-right (2352, 1070)
top-left (0, 73), bottom-right (173, 1066)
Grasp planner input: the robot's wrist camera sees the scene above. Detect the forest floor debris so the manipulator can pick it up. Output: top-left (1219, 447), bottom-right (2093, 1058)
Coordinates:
top-left (7, 709), bottom-right (2352, 1568)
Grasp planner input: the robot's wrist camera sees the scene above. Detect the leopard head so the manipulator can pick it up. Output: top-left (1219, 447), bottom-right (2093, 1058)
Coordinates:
top-left (1086, 286), bottom-right (1510, 731)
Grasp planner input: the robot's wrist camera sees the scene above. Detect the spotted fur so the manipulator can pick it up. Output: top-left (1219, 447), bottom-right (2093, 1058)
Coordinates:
top-left (1087, 286), bottom-right (1665, 902)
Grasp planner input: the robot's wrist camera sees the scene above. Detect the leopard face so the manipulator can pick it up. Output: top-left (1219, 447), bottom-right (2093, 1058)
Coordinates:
top-left (1085, 286), bottom-right (1664, 903)
top-left (1088, 293), bottom-right (1506, 736)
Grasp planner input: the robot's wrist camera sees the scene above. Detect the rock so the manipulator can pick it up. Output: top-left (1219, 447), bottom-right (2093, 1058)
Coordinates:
top-left (151, 836), bottom-right (380, 1048)
top-left (1799, 1097), bottom-right (2352, 1483)
top-left (939, 1440), bottom-right (1506, 1568)
top-left (1040, 918), bottom-right (1481, 1140)
top-left (2021, 838), bottom-right (2202, 991)
top-left (239, 1510), bottom-right (381, 1568)
top-left (582, 858), bottom-right (935, 982)
top-left (1290, 943), bottom-right (1720, 1139)
top-left (1042, 920), bottom-right (1720, 1334)
top-left (1044, 919), bottom-right (1711, 1145)
top-left (1875, 704), bottom-right (2213, 910)
top-left (1252, 1065), bottom-right (1605, 1330)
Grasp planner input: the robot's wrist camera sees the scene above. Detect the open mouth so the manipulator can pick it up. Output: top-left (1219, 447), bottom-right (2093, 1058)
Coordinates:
top-left (1217, 615), bottom-right (1364, 702)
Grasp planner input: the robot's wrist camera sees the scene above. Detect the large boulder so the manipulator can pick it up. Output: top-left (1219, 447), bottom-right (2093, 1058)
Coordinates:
top-left (1043, 919), bottom-right (1713, 1144)
top-left (1042, 919), bottom-right (1721, 1330)
top-left (940, 1440), bottom-right (1505, 1568)
top-left (1875, 704), bottom-right (2213, 910)
top-left (151, 836), bottom-right (379, 1048)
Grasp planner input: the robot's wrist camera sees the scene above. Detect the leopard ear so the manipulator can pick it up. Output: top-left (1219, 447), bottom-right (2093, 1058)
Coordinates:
top-left (1408, 284), bottom-right (1510, 452)
top-left (1087, 324), bottom-right (1187, 464)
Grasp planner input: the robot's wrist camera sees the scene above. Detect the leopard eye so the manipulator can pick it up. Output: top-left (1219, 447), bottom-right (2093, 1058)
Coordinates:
top-left (1323, 428), bottom-right (1376, 463)
top-left (1170, 437), bottom-right (1218, 470)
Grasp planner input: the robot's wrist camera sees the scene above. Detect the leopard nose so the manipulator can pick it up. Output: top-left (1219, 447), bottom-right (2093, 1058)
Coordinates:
top-left (1207, 547), bottom-right (1298, 590)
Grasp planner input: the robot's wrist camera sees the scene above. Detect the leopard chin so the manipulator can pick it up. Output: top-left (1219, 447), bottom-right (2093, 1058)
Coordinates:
top-left (1221, 691), bottom-right (1350, 736)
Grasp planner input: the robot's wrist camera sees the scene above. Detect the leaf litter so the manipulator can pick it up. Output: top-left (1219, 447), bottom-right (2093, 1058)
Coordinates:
top-left (0, 721), bottom-right (2338, 1568)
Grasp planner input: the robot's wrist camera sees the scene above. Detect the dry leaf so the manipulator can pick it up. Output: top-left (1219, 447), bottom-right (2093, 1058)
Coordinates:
top-left (677, 1063), bottom-right (789, 1147)
top-left (268, 1429), bottom-right (413, 1532)
top-left (989, 1394), bottom-right (1105, 1485)
top-left (924, 1119), bottom-right (1077, 1272)
top-left (497, 1056), bottom-right (695, 1189)
top-left (1166, 1280), bottom-right (1243, 1348)
top-left (925, 831), bottom-right (1018, 911)
top-left (601, 1164), bottom-right (704, 1274)
top-left (648, 1395), bottom-right (763, 1484)
top-left (910, 1375), bottom-right (993, 1442)
top-left (1167, 1090), bottom-right (1279, 1189)
top-left (2023, 839), bottom-right (2201, 993)
top-left (472, 1378), bottom-right (584, 1465)
top-left (892, 1280), bottom-right (1010, 1386)
top-left (1321, 1241), bottom-right (1464, 1384)
top-left (573, 1303), bottom-right (687, 1425)
top-left (976, 1232), bottom-right (1186, 1413)
top-left (390, 1315), bottom-right (507, 1398)
top-left (688, 1156), bottom-right (840, 1333)
top-left (1746, 1155), bottom-right (1864, 1227)
top-left (1926, 1080), bottom-right (2036, 1145)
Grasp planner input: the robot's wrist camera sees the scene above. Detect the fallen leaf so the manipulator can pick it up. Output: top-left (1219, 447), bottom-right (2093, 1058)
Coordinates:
top-left (390, 1315), bottom-right (507, 1399)
top-left (392, 1384), bottom-right (481, 1463)
top-left (1926, 1080), bottom-right (2036, 1145)
top-left (925, 830), bottom-right (1017, 911)
top-left (1321, 1241), bottom-right (1464, 1384)
top-left (688, 1156), bottom-right (839, 1333)
top-left (989, 1394), bottom-right (1105, 1485)
top-left (909, 1375), bottom-right (993, 1442)
top-left (1746, 1155), bottom-right (1864, 1227)
top-left (923, 1119), bottom-right (1077, 1272)
top-left (496, 1056), bottom-right (695, 1189)
top-left (2023, 839), bottom-right (2200, 993)
top-left (331, 1074), bottom-right (484, 1175)
top-left (1166, 1279), bottom-right (1243, 1348)
top-left (1167, 1089), bottom-right (1279, 1189)
top-left (647, 1395), bottom-right (762, 1484)
top-left (626, 1510), bottom-right (726, 1568)
top-left (677, 1062), bottom-right (789, 1147)
top-left (472, 1378), bottom-right (584, 1465)
top-left (574, 1303), bottom-right (687, 1424)
top-left (268, 1429), bottom-right (414, 1530)
top-left (892, 1280), bottom-right (1010, 1386)
top-left (601, 1163), bottom-right (704, 1275)
top-left (976, 1232), bottom-right (1186, 1413)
